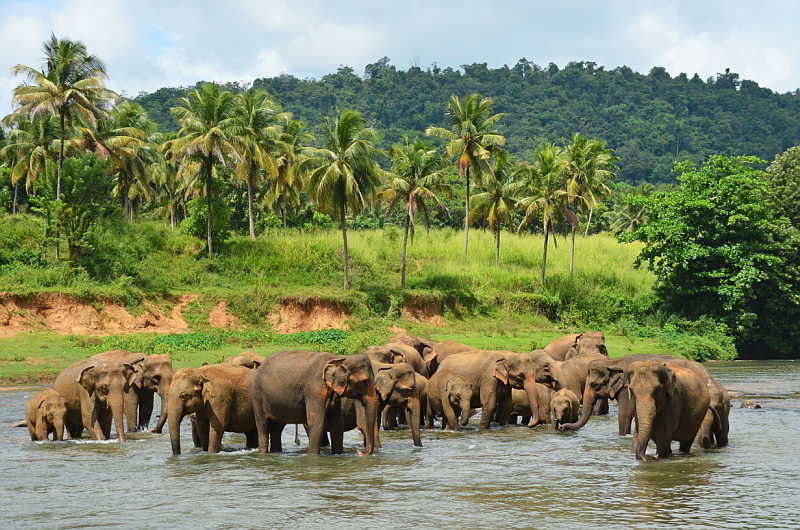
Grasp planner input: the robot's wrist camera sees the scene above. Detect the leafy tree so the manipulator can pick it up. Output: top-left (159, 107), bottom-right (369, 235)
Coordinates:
top-left (307, 109), bottom-right (382, 289)
top-left (469, 150), bottom-right (518, 266)
top-left (517, 143), bottom-right (571, 283)
top-left (766, 145), bottom-right (800, 227)
top-left (382, 139), bottom-right (449, 287)
top-left (265, 118), bottom-right (314, 227)
top-left (164, 82), bottom-right (238, 254)
top-left (625, 155), bottom-right (800, 356)
top-left (0, 115), bottom-right (58, 203)
top-left (230, 88), bottom-right (283, 239)
top-left (426, 94), bottom-right (505, 259)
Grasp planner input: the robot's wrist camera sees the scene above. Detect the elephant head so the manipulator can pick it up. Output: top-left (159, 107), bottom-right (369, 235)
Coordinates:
top-left (505, 350), bottom-right (556, 427)
top-left (627, 361), bottom-right (677, 460)
top-left (138, 354), bottom-right (174, 432)
top-left (36, 392), bottom-right (67, 441)
top-left (698, 380), bottom-right (730, 449)
top-left (388, 333), bottom-right (434, 355)
top-left (564, 331), bottom-right (607, 360)
top-left (167, 367), bottom-right (207, 455)
top-left (551, 390), bottom-right (578, 429)
top-left (374, 362), bottom-right (421, 446)
top-left (560, 358), bottom-right (625, 431)
top-left (223, 351), bottom-right (264, 370)
top-left (323, 354), bottom-right (378, 455)
top-left (445, 377), bottom-right (474, 427)
top-left (78, 360), bottom-right (141, 442)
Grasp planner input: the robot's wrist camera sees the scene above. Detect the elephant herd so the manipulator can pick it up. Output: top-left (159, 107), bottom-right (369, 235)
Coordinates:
top-left (24, 331), bottom-right (731, 462)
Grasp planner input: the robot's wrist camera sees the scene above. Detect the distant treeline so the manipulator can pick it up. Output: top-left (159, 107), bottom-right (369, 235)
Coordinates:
top-left (135, 58), bottom-right (800, 183)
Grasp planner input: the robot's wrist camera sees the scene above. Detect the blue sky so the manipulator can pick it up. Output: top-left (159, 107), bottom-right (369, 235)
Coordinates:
top-left (2, 1), bottom-right (800, 115)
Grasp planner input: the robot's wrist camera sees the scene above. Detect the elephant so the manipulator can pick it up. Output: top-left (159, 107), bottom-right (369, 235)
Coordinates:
top-left (387, 332), bottom-right (434, 356)
top-left (543, 331), bottom-right (605, 361)
top-left (92, 350), bottom-right (174, 433)
top-left (25, 388), bottom-right (67, 441)
top-left (697, 378), bottom-right (731, 449)
top-left (564, 331), bottom-right (608, 360)
top-left (550, 388), bottom-right (580, 429)
top-left (422, 341), bottom-right (476, 375)
top-left (222, 350), bottom-right (265, 369)
top-left (367, 343), bottom-right (429, 378)
top-left (54, 358), bottom-right (142, 441)
top-left (251, 351), bottom-right (379, 455)
top-left (432, 351), bottom-right (511, 429)
top-left (509, 385), bottom-right (551, 426)
top-left (426, 373), bottom-right (474, 430)
top-left (528, 350), bottom-right (610, 419)
top-left (559, 354), bottom-right (710, 435)
top-left (167, 364), bottom-right (257, 455)
top-left (374, 362), bottom-right (425, 446)
top-left (626, 360), bottom-right (710, 461)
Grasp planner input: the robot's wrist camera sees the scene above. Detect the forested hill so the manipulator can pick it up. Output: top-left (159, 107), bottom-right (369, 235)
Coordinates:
top-left (134, 58), bottom-right (800, 183)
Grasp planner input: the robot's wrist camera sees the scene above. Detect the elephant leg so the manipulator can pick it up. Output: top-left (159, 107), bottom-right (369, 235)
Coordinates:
top-left (496, 394), bottom-right (512, 426)
top-left (245, 430), bottom-right (258, 449)
top-left (124, 388), bottom-right (139, 432)
top-left (268, 421), bottom-right (284, 453)
top-left (252, 396), bottom-right (269, 453)
top-left (592, 397), bottom-right (609, 416)
top-left (655, 434), bottom-right (673, 458)
top-left (679, 439), bottom-right (693, 454)
top-left (98, 407), bottom-right (113, 439)
top-left (617, 392), bottom-right (635, 436)
top-left (138, 390), bottom-right (154, 431)
top-left (65, 417), bottom-right (82, 439)
top-left (520, 415), bottom-right (531, 425)
top-left (442, 399), bottom-right (459, 431)
top-left (479, 390), bottom-right (497, 430)
top-left (382, 408), bottom-right (396, 430)
top-left (326, 407), bottom-right (344, 454)
top-left (195, 415), bottom-right (210, 451)
top-left (424, 400), bottom-right (434, 429)
top-left (207, 423), bottom-right (224, 454)
top-left (305, 399), bottom-right (328, 455)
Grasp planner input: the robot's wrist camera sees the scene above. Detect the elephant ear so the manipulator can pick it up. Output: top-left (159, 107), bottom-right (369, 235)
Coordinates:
top-left (494, 358), bottom-right (509, 385)
top-left (374, 366), bottom-right (394, 400)
top-left (122, 363), bottom-right (141, 389)
top-left (607, 365), bottom-right (626, 399)
top-left (323, 358), bottom-right (348, 396)
top-left (388, 347), bottom-right (406, 364)
top-left (655, 363), bottom-right (676, 398)
top-left (598, 343), bottom-right (608, 356)
top-left (77, 365), bottom-right (96, 393)
top-left (564, 346), bottom-right (578, 360)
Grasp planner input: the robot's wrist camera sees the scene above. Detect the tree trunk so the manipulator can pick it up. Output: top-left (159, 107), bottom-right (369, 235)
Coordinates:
top-left (246, 175), bottom-right (256, 240)
top-left (169, 190), bottom-right (175, 229)
top-left (569, 225), bottom-right (576, 278)
top-left (340, 200), bottom-right (350, 290)
top-left (495, 227), bottom-right (501, 266)
top-left (206, 159), bottom-right (214, 255)
top-left (282, 205), bottom-right (287, 228)
top-left (55, 109), bottom-right (65, 261)
top-left (12, 179), bottom-right (19, 214)
top-left (584, 208), bottom-right (593, 236)
top-left (400, 212), bottom-right (410, 288)
top-left (540, 221), bottom-right (549, 284)
top-left (463, 166), bottom-right (470, 260)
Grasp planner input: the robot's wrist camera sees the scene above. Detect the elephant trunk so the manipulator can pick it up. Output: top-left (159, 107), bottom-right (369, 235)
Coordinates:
top-left (561, 385), bottom-right (596, 431)
top-left (524, 374), bottom-right (541, 427)
top-left (53, 418), bottom-right (65, 441)
top-left (408, 398), bottom-right (422, 447)
top-left (168, 401), bottom-right (184, 455)
top-left (360, 387), bottom-right (378, 455)
top-left (109, 393), bottom-right (127, 442)
top-left (698, 409), bottom-right (715, 449)
top-left (634, 398), bottom-right (655, 460)
top-left (153, 379), bottom-right (171, 433)
top-left (460, 404), bottom-right (470, 426)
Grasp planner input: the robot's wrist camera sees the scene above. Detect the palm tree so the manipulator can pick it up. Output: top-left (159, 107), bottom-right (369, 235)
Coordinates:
top-left (230, 89), bottom-right (284, 239)
top-left (469, 150), bottom-right (519, 266)
top-left (563, 133), bottom-right (616, 275)
top-left (517, 143), bottom-right (572, 284)
top-left (604, 199), bottom-right (648, 234)
top-left (164, 82), bottom-right (238, 255)
top-left (265, 118), bottom-right (314, 227)
top-left (72, 101), bottom-right (156, 220)
top-left (0, 114), bottom-right (58, 202)
top-left (381, 139), bottom-right (450, 287)
top-left (426, 94), bottom-right (505, 260)
top-left (307, 109), bottom-right (382, 289)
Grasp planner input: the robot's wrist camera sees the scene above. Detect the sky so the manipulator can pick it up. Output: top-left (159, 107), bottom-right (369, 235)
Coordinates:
top-left (1, 0), bottom-right (800, 115)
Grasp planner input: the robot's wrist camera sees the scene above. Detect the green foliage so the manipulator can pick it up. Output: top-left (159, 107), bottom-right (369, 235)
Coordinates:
top-left (0, 213), bottom-right (45, 266)
top-left (181, 190), bottom-right (232, 253)
top-left (625, 155), bottom-right (800, 356)
top-left (766, 146), bottom-right (800, 227)
top-left (136, 60), bottom-right (800, 184)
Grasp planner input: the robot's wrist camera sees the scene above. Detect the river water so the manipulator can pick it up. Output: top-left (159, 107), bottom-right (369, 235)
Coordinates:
top-left (1, 360), bottom-right (798, 529)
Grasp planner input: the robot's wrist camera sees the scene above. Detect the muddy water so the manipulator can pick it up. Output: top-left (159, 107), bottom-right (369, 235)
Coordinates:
top-left (1, 361), bottom-right (799, 529)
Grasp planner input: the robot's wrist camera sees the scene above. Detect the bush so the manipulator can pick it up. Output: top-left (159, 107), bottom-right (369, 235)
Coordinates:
top-left (0, 214), bottom-right (45, 266)
top-left (182, 190), bottom-right (232, 253)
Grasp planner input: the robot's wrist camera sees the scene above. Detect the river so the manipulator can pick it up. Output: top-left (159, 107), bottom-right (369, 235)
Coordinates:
top-left (1, 360), bottom-right (798, 528)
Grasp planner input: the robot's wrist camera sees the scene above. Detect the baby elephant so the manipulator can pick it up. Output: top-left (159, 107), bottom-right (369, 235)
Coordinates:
top-left (26, 389), bottom-right (67, 441)
top-left (550, 388), bottom-right (580, 430)
top-left (426, 373), bottom-right (474, 430)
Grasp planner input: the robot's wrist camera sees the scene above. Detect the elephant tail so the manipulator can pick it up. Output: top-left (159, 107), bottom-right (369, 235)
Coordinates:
top-left (294, 424), bottom-right (300, 445)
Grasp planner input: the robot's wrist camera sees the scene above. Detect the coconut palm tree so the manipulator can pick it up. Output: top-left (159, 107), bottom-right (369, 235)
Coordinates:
top-left (563, 133), bottom-right (616, 275)
top-left (265, 118), bottom-right (314, 227)
top-left (469, 150), bottom-right (519, 266)
top-left (426, 94), bottom-right (505, 260)
top-left (163, 82), bottom-right (238, 255)
top-left (381, 139), bottom-right (450, 287)
top-left (0, 114), bottom-right (58, 200)
top-left (307, 109), bottom-right (382, 289)
top-left (517, 143), bottom-right (572, 284)
top-left (230, 89), bottom-right (284, 239)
